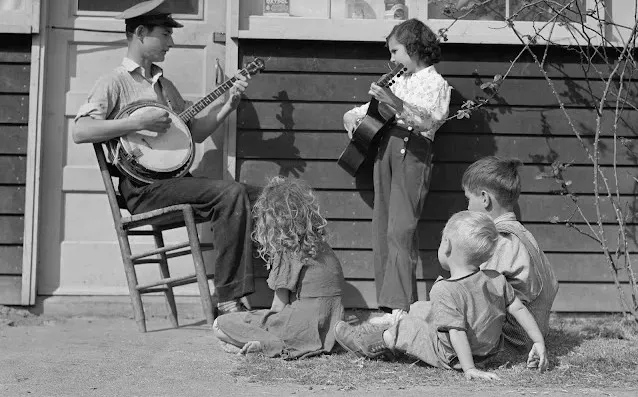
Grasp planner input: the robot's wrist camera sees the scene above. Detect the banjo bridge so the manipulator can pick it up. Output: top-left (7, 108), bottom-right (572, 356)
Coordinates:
top-left (129, 147), bottom-right (144, 160)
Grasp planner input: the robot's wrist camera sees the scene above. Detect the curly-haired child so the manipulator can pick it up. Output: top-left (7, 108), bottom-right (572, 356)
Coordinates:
top-left (213, 177), bottom-right (345, 359)
top-left (343, 18), bottom-right (452, 325)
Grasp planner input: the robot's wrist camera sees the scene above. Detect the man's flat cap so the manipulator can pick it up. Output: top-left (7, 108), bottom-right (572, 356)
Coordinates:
top-left (116, 0), bottom-right (183, 28)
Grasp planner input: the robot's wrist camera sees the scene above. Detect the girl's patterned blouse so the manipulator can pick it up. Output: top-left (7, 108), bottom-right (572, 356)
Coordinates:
top-left (345, 65), bottom-right (452, 141)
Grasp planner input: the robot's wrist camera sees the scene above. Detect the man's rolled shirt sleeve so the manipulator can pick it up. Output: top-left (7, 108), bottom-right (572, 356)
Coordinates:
top-left (74, 75), bottom-right (120, 122)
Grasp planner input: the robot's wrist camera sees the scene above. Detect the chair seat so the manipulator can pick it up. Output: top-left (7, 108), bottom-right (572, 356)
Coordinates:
top-left (122, 204), bottom-right (209, 230)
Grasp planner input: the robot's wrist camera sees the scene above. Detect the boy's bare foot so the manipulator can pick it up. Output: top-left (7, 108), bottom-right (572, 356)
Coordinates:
top-left (238, 341), bottom-right (262, 355)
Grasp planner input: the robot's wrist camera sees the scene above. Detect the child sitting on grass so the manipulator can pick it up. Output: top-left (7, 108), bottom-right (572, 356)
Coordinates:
top-left (213, 176), bottom-right (345, 359)
top-left (334, 211), bottom-right (548, 380)
top-left (462, 156), bottom-right (559, 351)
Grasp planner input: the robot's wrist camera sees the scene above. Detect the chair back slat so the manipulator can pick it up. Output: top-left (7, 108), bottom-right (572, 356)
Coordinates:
top-left (93, 143), bottom-right (126, 223)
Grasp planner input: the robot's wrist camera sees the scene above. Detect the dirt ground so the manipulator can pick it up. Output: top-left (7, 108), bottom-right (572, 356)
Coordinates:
top-left (0, 307), bottom-right (635, 397)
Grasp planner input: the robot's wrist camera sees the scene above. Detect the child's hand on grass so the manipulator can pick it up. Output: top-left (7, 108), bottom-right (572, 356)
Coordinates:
top-left (526, 342), bottom-right (549, 372)
top-left (238, 341), bottom-right (262, 355)
top-left (464, 368), bottom-right (500, 381)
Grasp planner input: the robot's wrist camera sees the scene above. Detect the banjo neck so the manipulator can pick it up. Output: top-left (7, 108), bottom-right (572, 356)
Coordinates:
top-left (178, 68), bottom-right (252, 123)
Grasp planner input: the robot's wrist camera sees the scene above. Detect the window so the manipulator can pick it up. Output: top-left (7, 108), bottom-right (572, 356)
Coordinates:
top-left (427, 0), bottom-right (587, 22)
top-left (76, 0), bottom-right (201, 18)
top-left (423, 0), bottom-right (599, 45)
top-left (235, 0), bottom-right (623, 45)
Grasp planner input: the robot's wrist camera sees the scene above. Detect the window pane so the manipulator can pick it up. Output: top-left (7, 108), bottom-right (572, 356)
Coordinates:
top-left (342, 0), bottom-right (383, 20)
top-left (77, 0), bottom-right (199, 15)
top-left (428, 0), bottom-right (506, 21)
top-left (510, 0), bottom-right (586, 22)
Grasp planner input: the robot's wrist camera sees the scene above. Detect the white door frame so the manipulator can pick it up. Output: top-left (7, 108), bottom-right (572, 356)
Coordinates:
top-left (20, 0), bottom-right (47, 305)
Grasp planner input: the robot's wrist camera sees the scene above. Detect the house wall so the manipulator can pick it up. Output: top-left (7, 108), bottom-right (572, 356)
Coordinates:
top-left (236, 39), bottom-right (638, 312)
top-left (32, 0), bottom-right (635, 313)
top-left (0, 34), bottom-right (31, 304)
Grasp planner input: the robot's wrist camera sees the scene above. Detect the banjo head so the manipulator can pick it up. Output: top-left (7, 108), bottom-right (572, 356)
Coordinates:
top-left (120, 104), bottom-right (193, 173)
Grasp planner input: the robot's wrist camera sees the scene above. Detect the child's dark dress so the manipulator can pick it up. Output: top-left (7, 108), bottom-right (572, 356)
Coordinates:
top-left (215, 243), bottom-right (344, 359)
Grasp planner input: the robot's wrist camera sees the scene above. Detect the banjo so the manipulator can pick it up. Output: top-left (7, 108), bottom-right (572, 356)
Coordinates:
top-left (108, 58), bottom-right (265, 185)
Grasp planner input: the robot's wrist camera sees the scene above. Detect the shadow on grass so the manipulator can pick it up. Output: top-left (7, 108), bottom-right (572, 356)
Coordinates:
top-left (227, 314), bottom-right (638, 391)
top-left (482, 325), bottom-right (586, 372)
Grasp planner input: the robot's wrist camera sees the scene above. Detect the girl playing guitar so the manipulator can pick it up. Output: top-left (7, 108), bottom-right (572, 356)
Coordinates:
top-left (343, 18), bottom-right (452, 325)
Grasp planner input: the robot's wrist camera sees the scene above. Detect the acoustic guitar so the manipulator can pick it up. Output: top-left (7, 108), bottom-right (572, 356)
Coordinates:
top-left (108, 58), bottom-right (266, 185)
top-left (337, 63), bottom-right (406, 176)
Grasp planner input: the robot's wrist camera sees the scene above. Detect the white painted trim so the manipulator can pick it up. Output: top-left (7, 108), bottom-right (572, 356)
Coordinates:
top-left (72, 0), bottom-right (205, 20)
top-left (228, 0), bottom-right (239, 38)
top-left (224, 0), bottom-right (240, 180)
top-left (21, 0), bottom-right (48, 305)
top-left (0, 24), bottom-right (31, 34)
top-left (236, 15), bottom-right (603, 45)
top-left (0, 0), bottom-right (39, 33)
top-left (31, 0), bottom-right (40, 34)
top-left (62, 166), bottom-right (103, 192)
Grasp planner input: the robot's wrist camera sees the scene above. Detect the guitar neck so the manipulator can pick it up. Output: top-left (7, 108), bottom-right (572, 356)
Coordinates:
top-left (376, 64), bottom-right (404, 88)
top-left (178, 68), bottom-right (250, 123)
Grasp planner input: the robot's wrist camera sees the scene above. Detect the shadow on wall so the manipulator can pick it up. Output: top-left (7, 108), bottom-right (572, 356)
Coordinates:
top-left (415, 84), bottom-right (499, 285)
top-left (235, 90), bottom-right (307, 187)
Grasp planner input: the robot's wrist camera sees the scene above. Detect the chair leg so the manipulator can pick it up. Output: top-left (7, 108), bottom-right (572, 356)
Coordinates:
top-left (183, 208), bottom-right (215, 327)
top-left (153, 227), bottom-right (179, 328)
top-left (116, 230), bottom-right (146, 332)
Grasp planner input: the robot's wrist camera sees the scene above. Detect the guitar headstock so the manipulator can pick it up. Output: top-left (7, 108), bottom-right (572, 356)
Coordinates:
top-left (245, 58), bottom-right (266, 76)
top-left (386, 63), bottom-right (407, 87)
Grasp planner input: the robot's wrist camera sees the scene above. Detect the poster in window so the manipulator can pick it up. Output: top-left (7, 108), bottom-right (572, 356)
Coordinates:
top-left (264, 0), bottom-right (290, 16)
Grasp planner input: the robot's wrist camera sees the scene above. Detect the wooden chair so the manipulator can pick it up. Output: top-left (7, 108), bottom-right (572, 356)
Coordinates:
top-left (93, 143), bottom-right (216, 332)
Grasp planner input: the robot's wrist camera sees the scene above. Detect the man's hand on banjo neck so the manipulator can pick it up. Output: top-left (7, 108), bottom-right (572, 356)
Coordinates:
top-left (189, 72), bottom-right (249, 143)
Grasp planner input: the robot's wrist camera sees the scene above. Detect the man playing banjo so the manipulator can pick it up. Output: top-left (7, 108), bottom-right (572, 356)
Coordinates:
top-left (73, 0), bottom-right (254, 315)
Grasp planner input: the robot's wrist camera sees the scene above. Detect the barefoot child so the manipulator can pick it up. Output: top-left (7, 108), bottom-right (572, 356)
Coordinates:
top-left (334, 211), bottom-right (549, 380)
top-left (213, 177), bottom-right (345, 359)
top-left (462, 156), bottom-right (559, 351)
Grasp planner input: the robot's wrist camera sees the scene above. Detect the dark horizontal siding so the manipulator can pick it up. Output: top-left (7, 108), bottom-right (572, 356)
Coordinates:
top-left (251, 251), bottom-right (631, 283)
top-left (245, 73), bottom-right (637, 109)
top-left (239, 102), bottom-right (638, 137)
top-left (239, 160), bottom-right (638, 194)
top-left (0, 34), bottom-right (31, 302)
top-left (237, 40), bottom-right (638, 312)
top-left (237, 131), bottom-right (637, 165)
top-left (241, 41), bottom-right (620, 79)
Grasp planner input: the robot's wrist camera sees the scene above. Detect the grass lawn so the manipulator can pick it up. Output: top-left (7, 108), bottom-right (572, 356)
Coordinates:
top-left (229, 313), bottom-right (638, 392)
